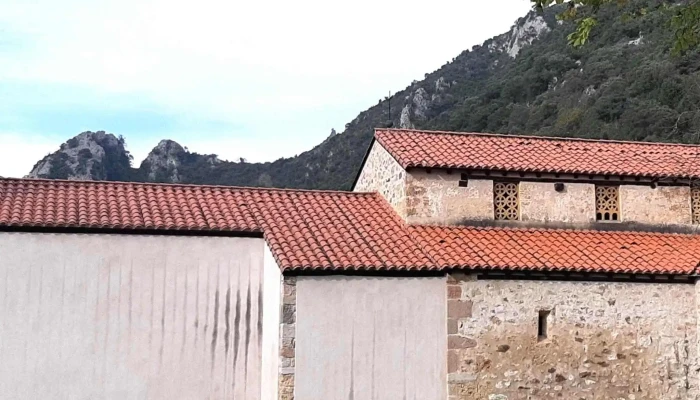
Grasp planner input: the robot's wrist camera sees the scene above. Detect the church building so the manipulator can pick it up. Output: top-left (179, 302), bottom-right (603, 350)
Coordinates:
top-left (2, 128), bottom-right (700, 400)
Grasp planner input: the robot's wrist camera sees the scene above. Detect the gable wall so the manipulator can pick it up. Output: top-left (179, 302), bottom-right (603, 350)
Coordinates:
top-left (354, 141), bottom-right (407, 217)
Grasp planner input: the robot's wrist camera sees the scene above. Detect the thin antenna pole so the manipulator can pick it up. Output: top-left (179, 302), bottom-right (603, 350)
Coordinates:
top-left (388, 91), bottom-right (392, 126)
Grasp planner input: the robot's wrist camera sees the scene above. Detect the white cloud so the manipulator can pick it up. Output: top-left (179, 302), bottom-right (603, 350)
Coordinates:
top-left (0, 133), bottom-right (58, 178)
top-left (0, 0), bottom-right (533, 177)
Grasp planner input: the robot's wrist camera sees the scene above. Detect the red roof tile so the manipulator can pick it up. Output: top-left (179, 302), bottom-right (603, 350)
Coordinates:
top-left (0, 178), bottom-right (433, 272)
top-left (376, 128), bottom-right (700, 180)
top-left (410, 225), bottom-right (700, 275)
top-left (2, 178), bottom-right (700, 275)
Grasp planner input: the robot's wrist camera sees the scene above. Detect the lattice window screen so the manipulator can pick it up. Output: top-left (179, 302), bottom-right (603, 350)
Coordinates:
top-left (692, 187), bottom-right (700, 224)
top-left (595, 185), bottom-right (620, 221)
top-left (494, 182), bottom-right (519, 221)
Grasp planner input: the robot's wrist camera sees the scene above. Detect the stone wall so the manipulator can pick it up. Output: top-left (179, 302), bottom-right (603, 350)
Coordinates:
top-left (405, 172), bottom-right (493, 225)
top-left (400, 171), bottom-right (697, 227)
top-left (448, 275), bottom-right (698, 400)
top-left (520, 182), bottom-right (596, 223)
top-left (620, 185), bottom-right (692, 225)
top-left (356, 142), bottom-right (698, 227)
top-left (404, 176), bottom-right (596, 225)
top-left (354, 141), bottom-right (407, 217)
top-left (279, 276), bottom-right (296, 400)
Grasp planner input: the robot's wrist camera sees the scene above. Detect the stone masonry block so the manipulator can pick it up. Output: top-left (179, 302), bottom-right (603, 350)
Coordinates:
top-left (448, 300), bottom-right (473, 318)
top-left (282, 304), bottom-right (296, 324)
top-left (282, 323), bottom-right (295, 339)
top-left (281, 345), bottom-right (295, 358)
top-left (448, 350), bottom-right (460, 373)
top-left (448, 318), bottom-right (459, 334)
top-left (448, 372), bottom-right (477, 383)
top-left (448, 285), bottom-right (462, 299)
top-left (448, 335), bottom-right (477, 349)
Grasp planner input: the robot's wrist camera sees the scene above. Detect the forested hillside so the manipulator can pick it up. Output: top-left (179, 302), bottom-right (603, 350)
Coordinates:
top-left (28, 0), bottom-right (700, 189)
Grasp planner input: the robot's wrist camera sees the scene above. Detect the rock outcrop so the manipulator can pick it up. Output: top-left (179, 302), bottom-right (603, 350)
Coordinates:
top-left (140, 140), bottom-right (187, 183)
top-left (503, 14), bottom-right (551, 58)
top-left (27, 131), bottom-right (130, 181)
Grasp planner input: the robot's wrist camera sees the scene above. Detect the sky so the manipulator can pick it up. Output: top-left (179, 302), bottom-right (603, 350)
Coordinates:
top-left (0, 0), bottom-right (532, 178)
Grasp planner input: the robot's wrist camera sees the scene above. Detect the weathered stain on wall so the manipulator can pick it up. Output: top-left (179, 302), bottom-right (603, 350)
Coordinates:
top-left (354, 141), bottom-right (407, 217)
top-left (448, 276), bottom-right (698, 400)
top-left (0, 232), bottom-right (270, 400)
top-left (520, 182), bottom-right (596, 223)
top-left (620, 185), bottom-right (692, 225)
top-left (262, 244), bottom-right (282, 400)
top-left (294, 276), bottom-right (446, 400)
top-left (405, 171), bottom-right (493, 225)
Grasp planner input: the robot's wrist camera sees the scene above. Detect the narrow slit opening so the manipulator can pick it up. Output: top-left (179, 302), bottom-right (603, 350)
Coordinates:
top-left (538, 310), bottom-right (550, 341)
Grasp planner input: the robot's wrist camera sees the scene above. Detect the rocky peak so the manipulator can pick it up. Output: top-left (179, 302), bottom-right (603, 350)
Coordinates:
top-left (140, 140), bottom-right (187, 183)
top-left (27, 131), bottom-right (130, 181)
top-left (140, 139), bottom-right (221, 183)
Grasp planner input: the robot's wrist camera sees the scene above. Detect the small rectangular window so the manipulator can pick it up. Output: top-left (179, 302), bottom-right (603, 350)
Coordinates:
top-left (538, 310), bottom-right (550, 341)
top-left (595, 185), bottom-right (620, 222)
top-left (692, 187), bottom-right (700, 224)
top-left (494, 182), bottom-right (519, 221)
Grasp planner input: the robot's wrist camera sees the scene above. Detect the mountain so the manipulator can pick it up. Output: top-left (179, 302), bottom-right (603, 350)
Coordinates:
top-left (28, 131), bottom-right (133, 181)
top-left (26, 0), bottom-right (700, 189)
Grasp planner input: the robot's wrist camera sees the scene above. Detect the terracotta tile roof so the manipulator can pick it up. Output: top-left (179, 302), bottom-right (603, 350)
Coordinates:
top-left (2, 178), bottom-right (700, 275)
top-left (375, 128), bottom-right (700, 180)
top-left (0, 178), bottom-right (433, 272)
top-left (410, 225), bottom-right (700, 275)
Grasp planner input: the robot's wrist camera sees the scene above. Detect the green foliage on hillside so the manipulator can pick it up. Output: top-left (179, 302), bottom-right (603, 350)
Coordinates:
top-left (532, 0), bottom-right (700, 53)
top-left (92, 135), bottom-right (134, 181)
top-left (431, 0), bottom-right (700, 144)
top-left (31, 0), bottom-right (700, 189)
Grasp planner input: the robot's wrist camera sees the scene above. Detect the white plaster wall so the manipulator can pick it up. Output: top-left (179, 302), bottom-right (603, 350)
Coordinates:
top-left (294, 276), bottom-right (446, 400)
top-left (0, 232), bottom-right (267, 400)
top-left (260, 244), bottom-right (281, 400)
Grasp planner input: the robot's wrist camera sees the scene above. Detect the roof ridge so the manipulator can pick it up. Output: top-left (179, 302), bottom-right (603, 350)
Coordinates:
top-left (375, 128), bottom-right (700, 149)
top-left (0, 177), bottom-right (374, 196)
